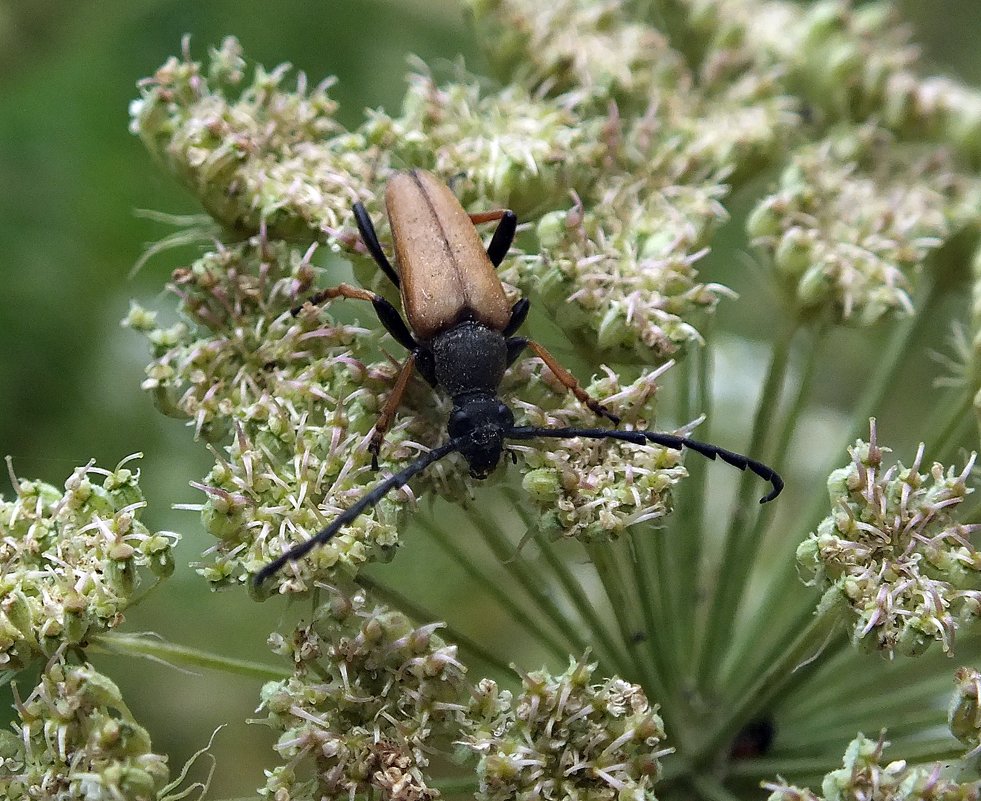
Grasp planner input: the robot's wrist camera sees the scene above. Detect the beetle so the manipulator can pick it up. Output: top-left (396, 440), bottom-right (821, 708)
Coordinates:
top-left (254, 169), bottom-right (782, 585)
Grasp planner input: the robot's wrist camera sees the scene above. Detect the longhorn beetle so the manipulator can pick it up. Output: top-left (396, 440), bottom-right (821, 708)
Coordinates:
top-left (254, 170), bottom-right (782, 585)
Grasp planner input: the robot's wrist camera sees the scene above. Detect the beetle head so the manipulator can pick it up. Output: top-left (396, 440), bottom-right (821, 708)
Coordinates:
top-left (448, 394), bottom-right (514, 478)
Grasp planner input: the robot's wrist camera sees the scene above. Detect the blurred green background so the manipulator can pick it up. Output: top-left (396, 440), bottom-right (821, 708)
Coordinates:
top-left (1, 0), bottom-right (979, 796)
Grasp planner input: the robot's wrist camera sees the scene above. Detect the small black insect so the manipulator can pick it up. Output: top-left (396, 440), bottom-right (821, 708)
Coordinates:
top-left (254, 170), bottom-right (782, 585)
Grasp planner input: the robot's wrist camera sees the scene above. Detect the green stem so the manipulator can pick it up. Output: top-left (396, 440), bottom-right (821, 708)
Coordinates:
top-left (727, 754), bottom-right (843, 779)
top-left (779, 705), bottom-right (947, 754)
top-left (431, 776), bottom-right (479, 794)
top-left (690, 774), bottom-right (744, 801)
top-left (628, 528), bottom-right (676, 700)
top-left (899, 740), bottom-right (973, 764)
top-left (721, 322), bottom-right (827, 692)
top-left (90, 632), bottom-right (289, 680)
top-left (928, 392), bottom-right (975, 465)
top-left (728, 276), bottom-right (940, 700)
top-left (673, 341), bottom-right (708, 676)
top-left (585, 542), bottom-right (654, 688)
top-left (470, 506), bottom-right (609, 671)
top-left (782, 649), bottom-right (961, 724)
top-left (696, 319), bottom-right (799, 689)
top-left (423, 510), bottom-right (576, 668)
top-left (506, 489), bottom-right (634, 677)
top-left (695, 591), bottom-right (845, 763)
top-left (641, 340), bottom-right (714, 700)
top-left (356, 573), bottom-right (514, 677)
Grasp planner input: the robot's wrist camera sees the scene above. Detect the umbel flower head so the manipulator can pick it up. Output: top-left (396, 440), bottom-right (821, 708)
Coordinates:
top-left (747, 125), bottom-right (979, 325)
top-left (120, 1), bottom-right (981, 798)
top-left (460, 655), bottom-right (669, 801)
top-left (124, 237), bottom-right (459, 594)
top-left (513, 361), bottom-right (688, 542)
top-left (126, 37), bottom-right (722, 591)
top-left (764, 731), bottom-right (980, 801)
top-left (796, 419), bottom-right (980, 656)
top-left (0, 456), bottom-right (176, 672)
top-left (0, 659), bottom-right (170, 801)
top-left (256, 586), bottom-right (468, 801)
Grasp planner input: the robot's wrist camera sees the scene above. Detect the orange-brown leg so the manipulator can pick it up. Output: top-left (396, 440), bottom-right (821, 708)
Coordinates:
top-left (295, 282), bottom-right (377, 311)
top-left (369, 352), bottom-right (418, 469)
top-left (293, 283), bottom-right (417, 353)
top-left (468, 209), bottom-right (507, 224)
top-left (523, 340), bottom-right (620, 425)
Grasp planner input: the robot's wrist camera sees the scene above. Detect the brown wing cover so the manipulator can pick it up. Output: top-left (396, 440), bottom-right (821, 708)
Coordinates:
top-left (386, 170), bottom-right (511, 341)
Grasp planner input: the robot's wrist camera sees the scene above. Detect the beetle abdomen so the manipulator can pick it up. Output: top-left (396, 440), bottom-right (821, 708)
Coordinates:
top-left (386, 170), bottom-right (511, 340)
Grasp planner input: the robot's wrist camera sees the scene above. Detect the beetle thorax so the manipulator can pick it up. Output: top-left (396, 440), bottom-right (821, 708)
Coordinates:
top-left (430, 321), bottom-right (508, 397)
top-left (430, 321), bottom-right (513, 478)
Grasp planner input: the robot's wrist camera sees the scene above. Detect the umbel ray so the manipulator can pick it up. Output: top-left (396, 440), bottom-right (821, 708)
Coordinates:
top-left (254, 170), bottom-right (783, 586)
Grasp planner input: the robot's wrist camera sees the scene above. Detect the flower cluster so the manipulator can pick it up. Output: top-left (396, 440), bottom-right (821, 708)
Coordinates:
top-left (764, 732), bottom-right (979, 801)
top-left (510, 361), bottom-right (689, 542)
top-left (684, 0), bottom-right (981, 164)
top-left (466, 0), bottom-right (800, 182)
top-left (130, 36), bottom-right (369, 242)
top-left (120, 5), bottom-right (981, 797)
top-left (124, 237), bottom-right (456, 593)
top-left (465, 0), bottom-right (688, 111)
top-left (256, 587), bottom-right (468, 801)
top-left (127, 37), bottom-right (736, 588)
top-left (689, 1), bottom-right (918, 121)
top-left (461, 655), bottom-right (668, 801)
top-left (0, 660), bottom-right (170, 801)
top-left (796, 420), bottom-right (980, 656)
top-left (748, 126), bottom-right (978, 325)
top-left (363, 68), bottom-right (608, 218)
top-left (949, 667), bottom-right (981, 759)
top-left (0, 457), bottom-right (175, 672)
top-left (505, 178), bottom-right (731, 360)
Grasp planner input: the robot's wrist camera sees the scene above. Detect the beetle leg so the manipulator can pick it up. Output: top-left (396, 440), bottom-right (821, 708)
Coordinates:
top-left (353, 202), bottom-right (401, 288)
top-left (369, 352), bottom-right (417, 469)
top-left (293, 283), bottom-right (418, 353)
top-left (469, 209), bottom-right (518, 268)
top-left (503, 298), bottom-right (530, 338)
top-left (415, 347), bottom-right (438, 388)
top-left (512, 338), bottom-right (621, 425)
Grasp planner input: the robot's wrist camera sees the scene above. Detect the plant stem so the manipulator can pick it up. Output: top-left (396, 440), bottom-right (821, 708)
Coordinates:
top-left (721, 322), bottom-right (827, 691)
top-left (470, 505), bottom-right (610, 671)
top-left (506, 489), bottom-right (634, 677)
top-left (628, 528), bottom-right (677, 701)
top-left (422, 510), bottom-right (576, 669)
top-left (673, 336), bottom-right (709, 676)
top-left (925, 390), bottom-right (974, 465)
top-left (696, 319), bottom-right (799, 689)
top-left (694, 593), bottom-right (844, 763)
top-left (90, 632), bottom-right (289, 680)
top-left (585, 541), bottom-right (657, 690)
top-left (690, 774), bottom-right (744, 801)
top-left (727, 276), bottom-right (941, 700)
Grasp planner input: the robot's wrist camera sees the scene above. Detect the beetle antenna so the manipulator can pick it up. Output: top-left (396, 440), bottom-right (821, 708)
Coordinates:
top-left (253, 438), bottom-right (464, 586)
top-left (507, 426), bottom-right (783, 503)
